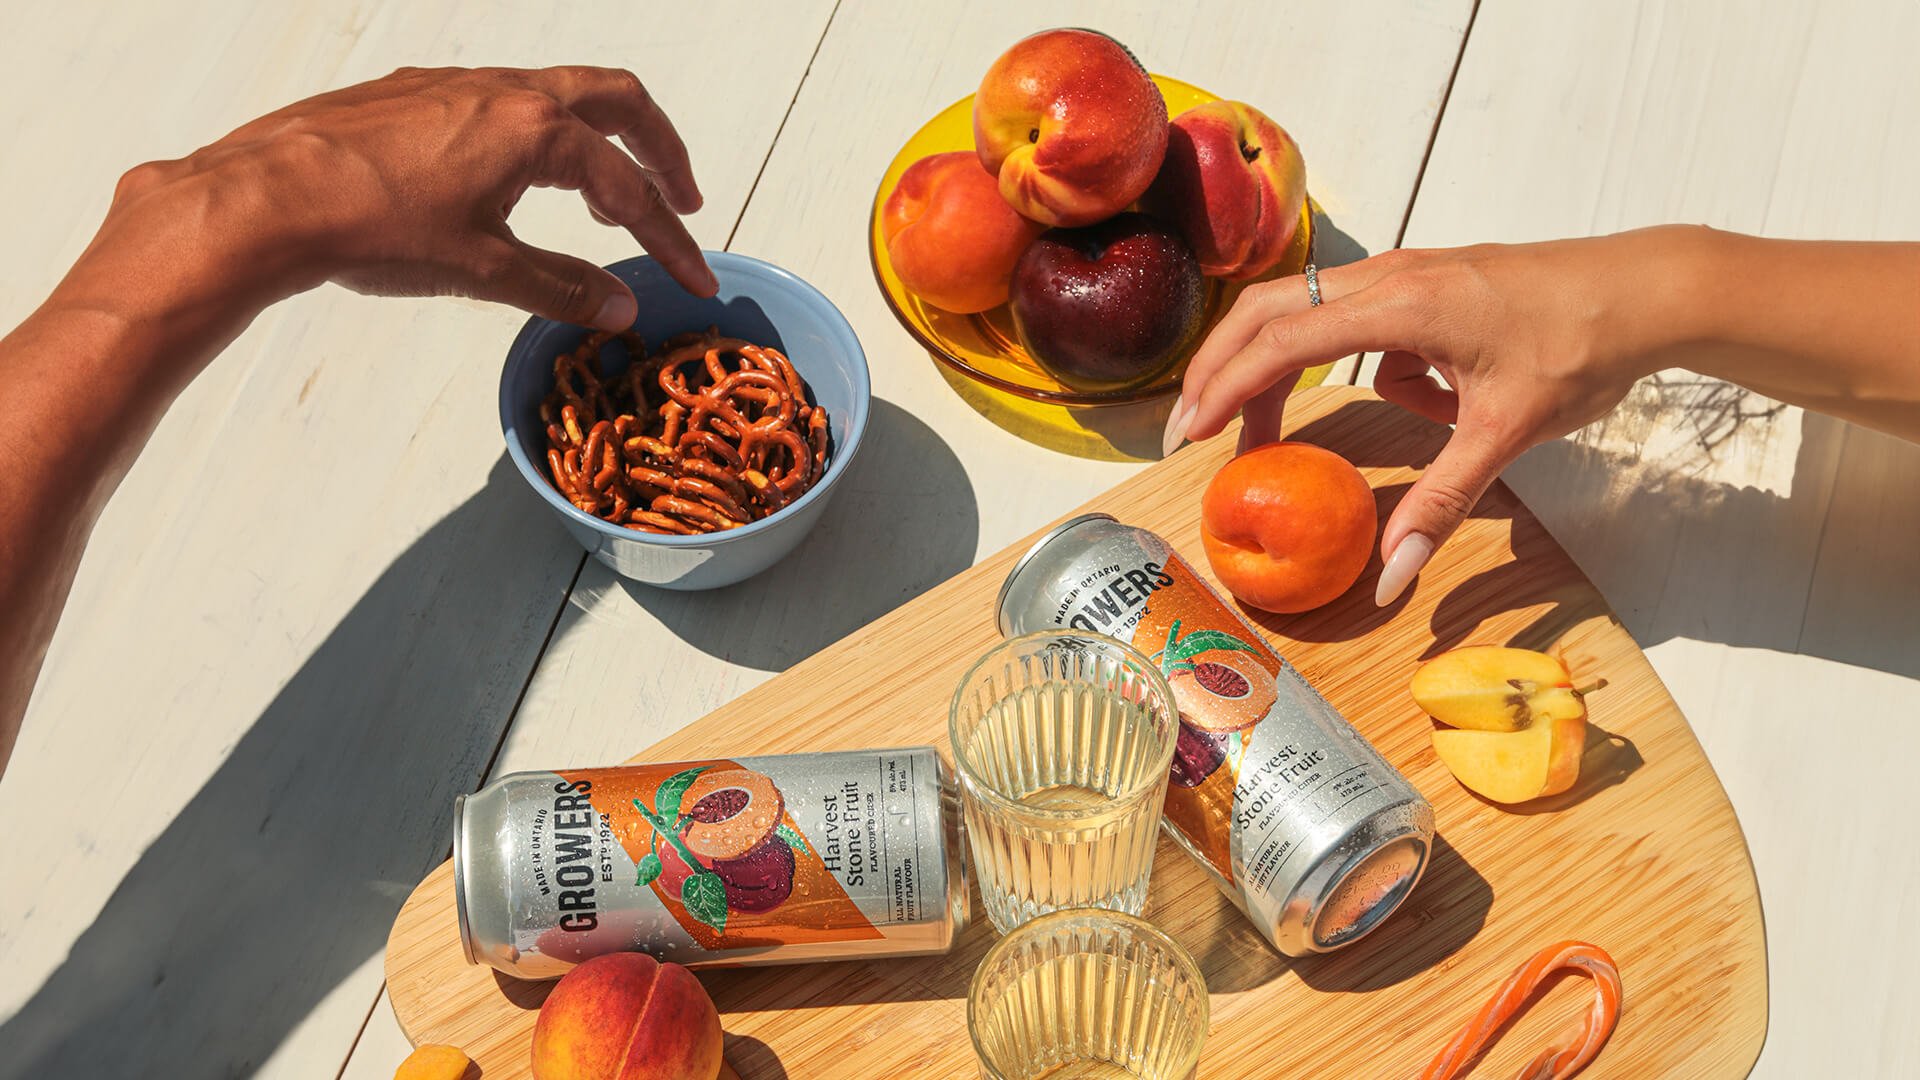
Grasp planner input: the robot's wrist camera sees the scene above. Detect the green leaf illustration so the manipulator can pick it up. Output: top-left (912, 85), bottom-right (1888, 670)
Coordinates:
top-left (682, 870), bottom-right (728, 935)
top-left (1169, 629), bottom-right (1260, 664)
top-left (776, 822), bottom-right (810, 854)
top-left (655, 766), bottom-right (709, 824)
top-left (1157, 619), bottom-right (1183, 671)
top-left (635, 852), bottom-right (662, 887)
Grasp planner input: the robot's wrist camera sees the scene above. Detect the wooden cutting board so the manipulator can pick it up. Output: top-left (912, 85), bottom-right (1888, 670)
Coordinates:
top-left (386, 387), bottom-right (1767, 1078)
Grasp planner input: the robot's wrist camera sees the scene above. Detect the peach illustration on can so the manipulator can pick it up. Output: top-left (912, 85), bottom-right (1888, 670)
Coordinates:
top-left (1153, 621), bottom-right (1277, 788)
top-left (631, 766), bottom-right (812, 933)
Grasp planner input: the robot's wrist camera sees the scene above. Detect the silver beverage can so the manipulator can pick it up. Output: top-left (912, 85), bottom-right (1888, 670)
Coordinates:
top-left (998, 514), bottom-right (1433, 955)
top-left (454, 746), bottom-right (969, 979)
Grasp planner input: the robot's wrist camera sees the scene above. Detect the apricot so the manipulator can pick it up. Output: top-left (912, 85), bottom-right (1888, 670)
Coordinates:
top-left (530, 952), bottom-right (723, 1080)
top-left (393, 1045), bottom-right (473, 1080)
top-left (1200, 442), bottom-right (1376, 613)
top-left (1415, 646), bottom-right (1591, 804)
top-left (1411, 646), bottom-right (1585, 733)
top-left (882, 151), bottom-right (1044, 313)
top-left (1430, 710), bottom-right (1586, 804)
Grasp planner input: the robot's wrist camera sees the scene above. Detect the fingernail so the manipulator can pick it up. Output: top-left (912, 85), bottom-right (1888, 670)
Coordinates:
top-left (593, 291), bottom-right (637, 331)
top-left (1161, 397), bottom-right (1193, 458)
top-left (1375, 533), bottom-right (1433, 607)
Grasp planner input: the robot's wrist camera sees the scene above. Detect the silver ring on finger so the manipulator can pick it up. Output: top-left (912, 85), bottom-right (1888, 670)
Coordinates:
top-left (1304, 263), bottom-right (1322, 307)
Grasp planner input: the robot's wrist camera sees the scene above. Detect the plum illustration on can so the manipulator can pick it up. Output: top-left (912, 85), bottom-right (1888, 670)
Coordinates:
top-left (633, 766), bottom-right (807, 932)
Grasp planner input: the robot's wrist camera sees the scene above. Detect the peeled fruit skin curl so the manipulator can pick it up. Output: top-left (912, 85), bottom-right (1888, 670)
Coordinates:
top-left (1411, 646), bottom-right (1584, 733)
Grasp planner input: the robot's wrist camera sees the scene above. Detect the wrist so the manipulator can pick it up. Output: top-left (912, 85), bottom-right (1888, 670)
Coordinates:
top-left (46, 172), bottom-right (308, 376)
top-left (1606, 224), bottom-right (1733, 379)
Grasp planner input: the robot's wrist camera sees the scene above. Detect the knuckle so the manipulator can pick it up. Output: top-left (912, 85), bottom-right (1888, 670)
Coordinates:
top-left (493, 90), bottom-right (567, 131)
top-left (608, 67), bottom-right (649, 103)
top-left (549, 269), bottom-right (591, 318)
top-left (1419, 475), bottom-right (1481, 524)
top-left (1242, 277), bottom-right (1296, 310)
top-left (113, 160), bottom-right (174, 202)
top-left (1253, 318), bottom-right (1295, 357)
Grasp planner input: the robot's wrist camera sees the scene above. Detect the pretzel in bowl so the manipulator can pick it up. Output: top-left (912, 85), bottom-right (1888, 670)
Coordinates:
top-left (539, 327), bottom-right (831, 535)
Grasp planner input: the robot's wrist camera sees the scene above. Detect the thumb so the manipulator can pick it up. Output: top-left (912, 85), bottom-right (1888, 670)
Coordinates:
top-left (467, 238), bottom-right (638, 331)
top-left (1375, 414), bottom-right (1514, 607)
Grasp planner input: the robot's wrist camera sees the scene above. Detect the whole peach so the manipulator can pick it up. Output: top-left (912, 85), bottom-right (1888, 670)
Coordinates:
top-left (1147, 100), bottom-right (1307, 280)
top-left (883, 152), bottom-right (1044, 313)
top-left (1200, 442), bottom-right (1375, 613)
top-left (973, 29), bottom-right (1167, 227)
top-left (531, 952), bottom-right (723, 1080)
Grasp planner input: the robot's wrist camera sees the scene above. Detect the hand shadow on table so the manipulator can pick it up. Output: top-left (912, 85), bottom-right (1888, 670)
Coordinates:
top-left (1247, 387), bottom-right (1920, 685)
top-left (619, 397), bottom-right (979, 671)
top-left (0, 455), bottom-right (578, 1079)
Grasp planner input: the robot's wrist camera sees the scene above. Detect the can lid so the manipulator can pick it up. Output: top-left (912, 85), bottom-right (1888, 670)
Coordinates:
top-left (451, 792), bottom-right (479, 967)
top-left (1310, 834), bottom-right (1428, 950)
top-left (993, 513), bottom-right (1118, 636)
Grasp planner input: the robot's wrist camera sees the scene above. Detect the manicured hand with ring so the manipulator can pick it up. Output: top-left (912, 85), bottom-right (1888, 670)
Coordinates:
top-left (1162, 226), bottom-right (1920, 608)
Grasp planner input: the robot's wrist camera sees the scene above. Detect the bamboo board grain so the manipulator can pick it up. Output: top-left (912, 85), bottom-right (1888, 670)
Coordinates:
top-left (386, 388), bottom-right (1767, 1078)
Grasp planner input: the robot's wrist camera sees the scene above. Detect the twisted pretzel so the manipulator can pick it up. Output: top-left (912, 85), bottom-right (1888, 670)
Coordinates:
top-left (540, 328), bottom-right (831, 535)
top-left (1421, 941), bottom-right (1623, 1080)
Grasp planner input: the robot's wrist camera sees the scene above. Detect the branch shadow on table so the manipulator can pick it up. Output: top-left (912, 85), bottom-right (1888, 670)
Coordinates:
top-left (0, 456), bottom-right (577, 1079)
top-left (619, 397), bottom-right (979, 672)
top-left (1253, 388), bottom-right (1920, 686)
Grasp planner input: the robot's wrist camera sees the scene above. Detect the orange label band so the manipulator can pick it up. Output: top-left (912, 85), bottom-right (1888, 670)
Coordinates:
top-left (565, 760), bottom-right (884, 950)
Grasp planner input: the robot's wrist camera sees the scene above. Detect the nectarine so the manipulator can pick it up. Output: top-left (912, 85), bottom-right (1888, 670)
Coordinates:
top-left (1147, 100), bottom-right (1307, 280)
top-left (973, 29), bottom-right (1167, 227)
top-left (882, 152), bottom-right (1044, 313)
top-left (1199, 442), bottom-right (1376, 613)
top-left (531, 952), bottom-right (723, 1080)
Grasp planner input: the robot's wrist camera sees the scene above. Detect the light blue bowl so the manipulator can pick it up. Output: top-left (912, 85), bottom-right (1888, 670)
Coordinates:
top-left (501, 252), bottom-right (871, 590)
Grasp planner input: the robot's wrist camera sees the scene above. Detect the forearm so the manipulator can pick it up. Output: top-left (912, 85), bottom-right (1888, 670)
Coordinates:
top-left (0, 209), bottom-right (281, 772)
top-left (1648, 228), bottom-right (1920, 437)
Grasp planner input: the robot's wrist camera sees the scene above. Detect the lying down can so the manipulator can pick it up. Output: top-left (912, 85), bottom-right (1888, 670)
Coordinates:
top-left (455, 746), bottom-right (969, 979)
top-left (998, 514), bottom-right (1433, 955)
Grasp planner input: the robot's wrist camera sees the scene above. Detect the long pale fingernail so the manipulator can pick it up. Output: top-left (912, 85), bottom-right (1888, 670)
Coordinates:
top-left (593, 291), bottom-right (637, 331)
top-left (1161, 397), bottom-right (1194, 458)
top-left (1375, 533), bottom-right (1433, 607)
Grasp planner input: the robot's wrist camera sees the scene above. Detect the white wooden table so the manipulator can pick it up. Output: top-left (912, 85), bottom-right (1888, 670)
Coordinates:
top-left (1, 2), bottom-right (1913, 1077)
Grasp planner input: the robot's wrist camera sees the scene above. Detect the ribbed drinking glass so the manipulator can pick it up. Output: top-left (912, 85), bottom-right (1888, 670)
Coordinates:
top-left (950, 631), bottom-right (1178, 933)
top-left (968, 908), bottom-right (1209, 1079)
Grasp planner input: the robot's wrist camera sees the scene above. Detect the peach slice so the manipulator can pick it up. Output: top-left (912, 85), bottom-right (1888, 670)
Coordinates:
top-left (1410, 646), bottom-right (1585, 733)
top-left (1430, 710), bottom-right (1587, 804)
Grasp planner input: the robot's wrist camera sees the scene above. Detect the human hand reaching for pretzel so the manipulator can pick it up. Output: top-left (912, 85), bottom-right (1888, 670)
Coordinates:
top-left (96, 64), bottom-right (715, 333)
top-left (0, 64), bottom-right (715, 771)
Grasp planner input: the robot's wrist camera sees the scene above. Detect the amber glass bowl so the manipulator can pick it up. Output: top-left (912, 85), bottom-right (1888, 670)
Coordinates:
top-left (869, 74), bottom-right (1314, 407)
